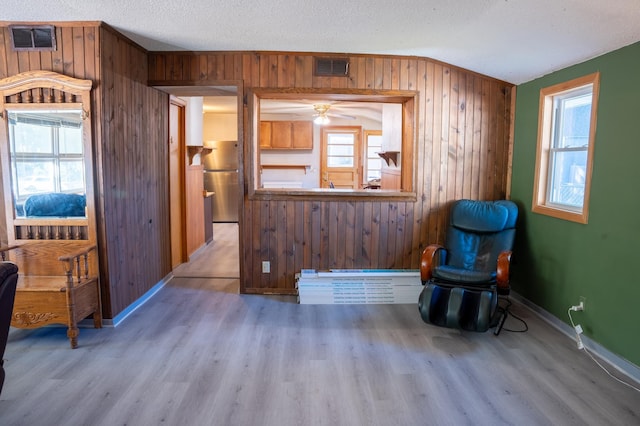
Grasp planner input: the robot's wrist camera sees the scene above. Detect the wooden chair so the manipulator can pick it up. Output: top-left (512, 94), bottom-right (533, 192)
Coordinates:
top-left (0, 244), bottom-right (102, 349)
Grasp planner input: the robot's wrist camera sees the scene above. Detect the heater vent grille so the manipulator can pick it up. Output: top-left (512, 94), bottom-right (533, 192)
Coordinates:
top-left (314, 57), bottom-right (349, 77)
top-left (9, 25), bottom-right (56, 51)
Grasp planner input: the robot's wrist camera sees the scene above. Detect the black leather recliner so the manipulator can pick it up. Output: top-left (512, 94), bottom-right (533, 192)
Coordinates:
top-left (0, 262), bottom-right (18, 395)
top-left (418, 199), bottom-right (518, 333)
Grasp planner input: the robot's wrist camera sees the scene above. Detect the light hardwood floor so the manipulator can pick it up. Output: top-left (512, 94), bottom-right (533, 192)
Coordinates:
top-left (1, 225), bottom-right (639, 425)
top-left (173, 223), bottom-right (240, 280)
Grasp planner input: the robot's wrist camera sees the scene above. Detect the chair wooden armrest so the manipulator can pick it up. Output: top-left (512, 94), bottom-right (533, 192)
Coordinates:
top-left (0, 245), bottom-right (19, 261)
top-left (58, 244), bottom-right (97, 285)
top-left (420, 244), bottom-right (444, 283)
top-left (496, 250), bottom-right (512, 291)
top-left (57, 244), bottom-right (96, 262)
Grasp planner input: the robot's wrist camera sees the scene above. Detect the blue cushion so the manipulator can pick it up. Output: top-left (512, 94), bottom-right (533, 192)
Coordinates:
top-left (438, 199), bottom-right (518, 281)
top-left (24, 193), bottom-right (86, 217)
top-left (450, 199), bottom-right (513, 232)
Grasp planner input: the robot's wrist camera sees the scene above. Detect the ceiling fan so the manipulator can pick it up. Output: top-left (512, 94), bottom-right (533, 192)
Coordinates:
top-left (312, 103), bottom-right (355, 124)
top-left (260, 99), bottom-right (380, 122)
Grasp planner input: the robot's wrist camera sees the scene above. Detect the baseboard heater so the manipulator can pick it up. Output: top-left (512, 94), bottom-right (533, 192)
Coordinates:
top-left (296, 269), bottom-right (422, 304)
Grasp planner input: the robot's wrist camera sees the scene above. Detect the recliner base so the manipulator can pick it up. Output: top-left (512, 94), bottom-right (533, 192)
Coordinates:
top-left (418, 280), bottom-right (500, 332)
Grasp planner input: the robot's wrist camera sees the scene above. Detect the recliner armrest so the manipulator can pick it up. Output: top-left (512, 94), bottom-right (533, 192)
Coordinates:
top-left (420, 244), bottom-right (445, 282)
top-left (496, 250), bottom-right (512, 291)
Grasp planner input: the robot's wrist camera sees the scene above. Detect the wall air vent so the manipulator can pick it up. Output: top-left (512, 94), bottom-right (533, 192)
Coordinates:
top-left (9, 25), bottom-right (56, 51)
top-left (314, 57), bottom-right (349, 77)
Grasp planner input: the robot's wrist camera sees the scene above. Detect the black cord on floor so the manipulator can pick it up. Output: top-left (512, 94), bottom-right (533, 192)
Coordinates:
top-left (496, 298), bottom-right (529, 333)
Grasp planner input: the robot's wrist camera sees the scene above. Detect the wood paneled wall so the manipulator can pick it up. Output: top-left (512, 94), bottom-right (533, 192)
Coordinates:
top-left (149, 52), bottom-right (515, 294)
top-left (97, 26), bottom-right (171, 317)
top-left (0, 22), bottom-right (514, 306)
top-left (0, 23), bottom-right (172, 318)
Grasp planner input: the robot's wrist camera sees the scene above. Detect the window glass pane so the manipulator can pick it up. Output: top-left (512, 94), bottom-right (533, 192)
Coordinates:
top-left (60, 160), bottom-right (85, 192)
top-left (327, 134), bottom-right (354, 145)
top-left (554, 93), bottom-right (592, 149)
top-left (327, 132), bottom-right (355, 168)
top-left (328, 145), bottom-right (353, 156)
top-left (549, 150), bottom-right (587, 207)
top-left (367, 146), bottom-right (381, 157)
top-left (328, 157), bottom-right (354, 167)
top-left (60, 126), bottom-right (83, 154)
top-left (8, 109), bottom-right (88, 218)
top-left (367, 170), bottom-right (381, 180)
top-left (11, 118), bottom-right (53, 154)
top-left (367, 135), bottom-right (382, 147)
top-left (15, 160), bottom-right (55, 197)
top-left (368, 158), bottom-right (382, 170)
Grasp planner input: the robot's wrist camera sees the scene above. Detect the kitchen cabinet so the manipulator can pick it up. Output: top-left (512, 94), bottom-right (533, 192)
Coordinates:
top-left (260, 121), bottom-right (313, 149)
top-left (381, 168), bottom-right (401, 190)
top-left (259, 121), bottom-right (272, 149)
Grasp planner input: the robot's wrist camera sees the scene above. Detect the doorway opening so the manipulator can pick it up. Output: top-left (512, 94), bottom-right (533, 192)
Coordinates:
top-left (157, 85), bottom-right (242, 282)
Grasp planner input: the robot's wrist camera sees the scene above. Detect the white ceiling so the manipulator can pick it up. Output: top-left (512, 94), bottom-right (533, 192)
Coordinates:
top-left (3, 0), bottom-right (640, 84)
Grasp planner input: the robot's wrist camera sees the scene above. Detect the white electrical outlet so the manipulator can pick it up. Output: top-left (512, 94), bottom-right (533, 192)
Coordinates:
top-left (262, 261), bottom-right (270, 273)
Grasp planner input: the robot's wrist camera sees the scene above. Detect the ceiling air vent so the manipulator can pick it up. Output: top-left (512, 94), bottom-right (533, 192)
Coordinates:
top-left (9, 25), bottom-right (56, 51)
top-left (314, 57), bottom-right (349, 77)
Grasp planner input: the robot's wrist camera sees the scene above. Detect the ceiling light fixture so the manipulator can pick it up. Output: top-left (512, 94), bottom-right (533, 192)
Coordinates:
top-left (313, 104), bottom-right (331, 125)
top-left (314, 114), bottom-right (330, 125)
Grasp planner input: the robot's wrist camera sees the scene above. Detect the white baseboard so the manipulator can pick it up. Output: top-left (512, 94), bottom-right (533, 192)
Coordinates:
top-left (511, 291), bottom-right (640, 385)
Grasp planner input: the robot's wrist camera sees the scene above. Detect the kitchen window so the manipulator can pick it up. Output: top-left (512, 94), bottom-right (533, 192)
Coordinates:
top-left (532, 72), bottom-right (600, 223)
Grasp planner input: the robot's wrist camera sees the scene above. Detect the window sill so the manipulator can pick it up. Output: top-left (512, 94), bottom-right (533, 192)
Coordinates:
top-left (532, 204), bottom-right (588, 224)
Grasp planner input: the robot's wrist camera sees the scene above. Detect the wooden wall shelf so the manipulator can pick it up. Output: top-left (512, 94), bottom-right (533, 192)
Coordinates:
top-left (261, 164), bottom-right (311, 174)
top-left (187, 145), bottom-right (212, 165)
top-left (377, 151), bottom-right (400, 167)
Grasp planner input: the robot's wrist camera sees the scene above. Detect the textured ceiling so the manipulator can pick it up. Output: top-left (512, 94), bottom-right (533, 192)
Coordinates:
top-left (3, 0), bottom-right (640, 84)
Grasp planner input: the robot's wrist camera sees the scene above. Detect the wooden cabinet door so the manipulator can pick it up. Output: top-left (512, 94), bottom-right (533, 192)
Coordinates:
top-left (259, 121), bottom-right (272, 148)
top-left (260, 121), bottom-right (313, 149)
top-left (270, 121), bottom-right (292, 148)
top-left (381, 168), bottom-right (401, 190)
top-left (291, 121), bottom-right (313, 149)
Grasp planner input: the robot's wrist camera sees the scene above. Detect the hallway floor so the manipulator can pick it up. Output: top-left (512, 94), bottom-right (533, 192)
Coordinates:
top-left (172, 222), bottom-right (240, 281)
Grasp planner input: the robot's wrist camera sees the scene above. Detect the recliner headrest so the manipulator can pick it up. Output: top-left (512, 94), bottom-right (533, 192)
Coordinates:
top-left (450, 199), bottom-right (517, 232)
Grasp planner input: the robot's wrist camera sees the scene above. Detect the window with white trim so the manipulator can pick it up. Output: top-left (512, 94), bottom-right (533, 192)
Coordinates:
top-left (364, 130), bottom-right (382, 184)
top-left (8, 110), bottom-right (85, 203)
top-left (532, 72), bottom-right (600, 224)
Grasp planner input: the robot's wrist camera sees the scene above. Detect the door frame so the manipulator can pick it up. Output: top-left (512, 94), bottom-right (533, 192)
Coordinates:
top-left (169, 96), bottom-right (187, 268)
top-left (155, 83), bottom-right (245, 290)
top-left (320, 125), bottom-right (362, 189)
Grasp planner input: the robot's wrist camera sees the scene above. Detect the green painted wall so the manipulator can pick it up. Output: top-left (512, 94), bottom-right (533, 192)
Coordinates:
top-left (510, 41), bottom-right (640, 366)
